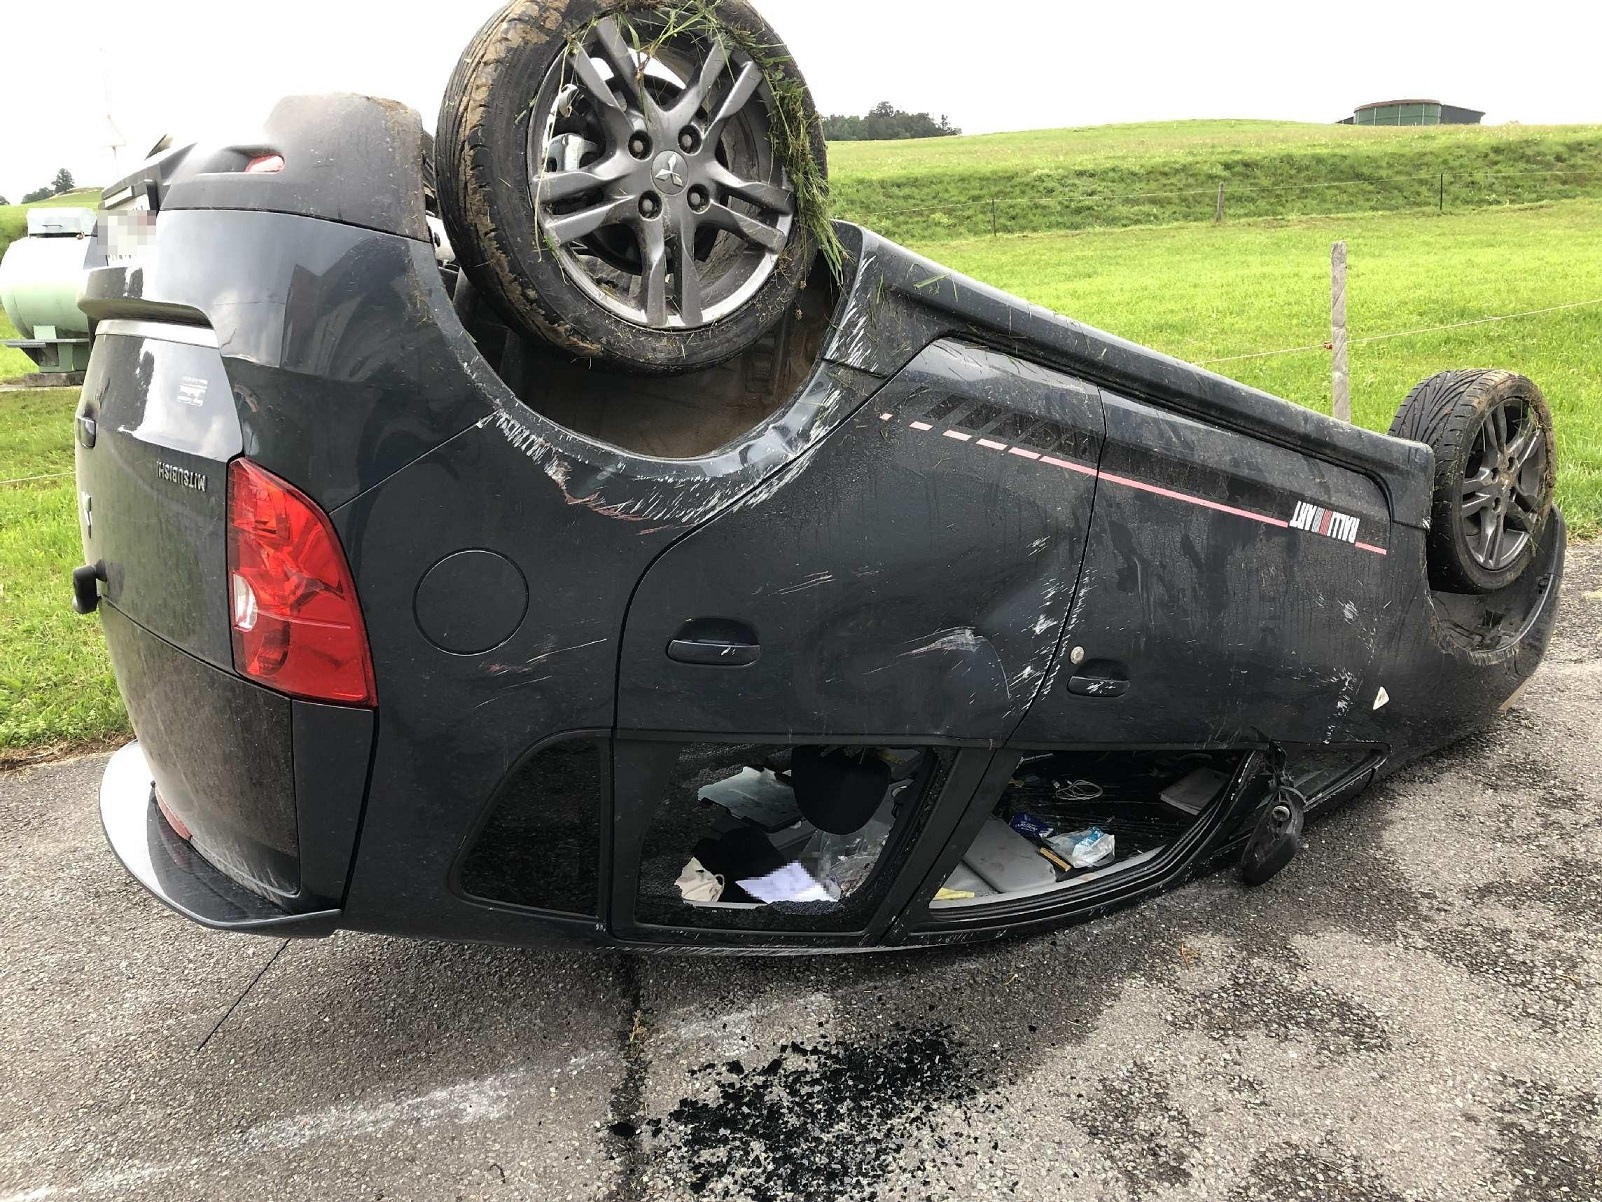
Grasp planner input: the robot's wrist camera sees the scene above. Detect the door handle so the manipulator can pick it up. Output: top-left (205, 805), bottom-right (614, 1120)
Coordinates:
top-left (1067, 657), bottom-right (1130, 699)
top-left (668, 639), bottom-right (761, 667)
top-left (667, 618), bottom-right (760, 667)
top-left (1068, 675), bottom-right (1130, 699)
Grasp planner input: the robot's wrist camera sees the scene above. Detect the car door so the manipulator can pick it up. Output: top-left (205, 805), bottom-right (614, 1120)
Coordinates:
top-left (607, 339), bottom-right (1107, 947)
top-left (1012, 386), bottom-right (1395, 749)
top-left (615, 339), bottom-right (1107, 743)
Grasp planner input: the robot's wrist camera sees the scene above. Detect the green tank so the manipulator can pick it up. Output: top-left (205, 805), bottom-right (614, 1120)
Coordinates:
top-left (0, 208), bottom-right (100, 374)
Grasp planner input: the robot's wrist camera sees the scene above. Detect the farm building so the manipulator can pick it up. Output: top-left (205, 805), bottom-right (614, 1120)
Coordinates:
top-left (1338, 99), bottom-right (1485, 126)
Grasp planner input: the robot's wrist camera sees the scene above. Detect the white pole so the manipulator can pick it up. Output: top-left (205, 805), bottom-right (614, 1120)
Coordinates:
top-left (1331, 241), bottom-right (1350, 423)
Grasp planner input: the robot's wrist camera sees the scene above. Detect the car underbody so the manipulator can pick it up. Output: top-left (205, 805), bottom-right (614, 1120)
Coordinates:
top-left (76, 91), bottom-right (1564, 953)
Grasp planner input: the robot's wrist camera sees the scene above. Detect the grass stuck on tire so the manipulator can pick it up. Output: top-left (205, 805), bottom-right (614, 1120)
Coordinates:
top-left (600, 1), bottom-right (841, 274)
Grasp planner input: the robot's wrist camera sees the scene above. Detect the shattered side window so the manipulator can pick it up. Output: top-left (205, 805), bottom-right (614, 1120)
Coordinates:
top-left (632, 743), bottom-right (949, 934)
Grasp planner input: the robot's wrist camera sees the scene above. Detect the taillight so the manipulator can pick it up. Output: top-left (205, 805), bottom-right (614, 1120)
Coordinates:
top-left (227, 459), bottom-right (376, 707)
top-left (245, 153), bottom-right (285, 174)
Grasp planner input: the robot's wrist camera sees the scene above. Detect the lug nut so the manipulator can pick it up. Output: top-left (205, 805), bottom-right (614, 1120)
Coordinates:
top-left (687, 186), bottom-right (709, 212)
top-left (628, 134), bottom-right (651, 159)
top-left (679, 128), bottom-right (701, 153)
top-left (639, 193), bottom-right (661, 218)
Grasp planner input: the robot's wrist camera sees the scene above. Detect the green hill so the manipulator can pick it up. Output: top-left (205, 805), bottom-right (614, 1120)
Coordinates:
top-left (828, 120), bottom-right (1602, 242)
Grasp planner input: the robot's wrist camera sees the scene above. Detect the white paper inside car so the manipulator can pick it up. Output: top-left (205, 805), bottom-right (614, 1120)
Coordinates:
top-left (737, 862), bottom-right (833, 904)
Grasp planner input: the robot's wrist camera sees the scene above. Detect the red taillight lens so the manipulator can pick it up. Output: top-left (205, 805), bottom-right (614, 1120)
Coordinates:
top-left (245, 153), bottom-right (285, 174)
top-left (227, 459), bottom-right (376, 707)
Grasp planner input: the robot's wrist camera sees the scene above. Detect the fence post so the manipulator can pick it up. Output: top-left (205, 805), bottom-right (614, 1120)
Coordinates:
top-left (1215, 183), bottom-right (1226, 224)
top-left (1438, 172), bottom-right (1445, 213)
top-left (1331, 241), bottom-right (1350, 423)
top-left (991, 197), bottom-right (998, 238)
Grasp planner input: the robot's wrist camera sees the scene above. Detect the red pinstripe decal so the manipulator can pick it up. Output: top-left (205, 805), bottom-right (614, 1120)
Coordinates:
top-left (1040, 454), bottom-right (1098, 478)
top-left (891, 413), bottom-right (1391, 553)
top-left (1096, 469), bottom-right (1292, 528)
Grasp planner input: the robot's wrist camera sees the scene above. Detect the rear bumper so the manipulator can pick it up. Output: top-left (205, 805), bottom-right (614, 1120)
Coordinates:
top-left (99, 741), bottom-right (340, 936)
top-left (97, 605), bottom-right (375, 913)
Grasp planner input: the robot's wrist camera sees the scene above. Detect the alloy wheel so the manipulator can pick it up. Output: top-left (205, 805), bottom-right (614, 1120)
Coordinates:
top-left (527, 17), bottom-right (796, 331)
top-left (1459, 397), bottom-right (1548, 571)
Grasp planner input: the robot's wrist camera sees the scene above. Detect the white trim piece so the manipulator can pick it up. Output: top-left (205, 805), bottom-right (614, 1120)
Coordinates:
top-left (95, 319), bottom-right (220, 348)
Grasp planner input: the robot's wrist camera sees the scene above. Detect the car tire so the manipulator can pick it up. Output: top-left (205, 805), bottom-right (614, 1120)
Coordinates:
top-left (1389, 369), bottom-right (1557, 594)
top-left (437, 0), bottom-right (826, 376)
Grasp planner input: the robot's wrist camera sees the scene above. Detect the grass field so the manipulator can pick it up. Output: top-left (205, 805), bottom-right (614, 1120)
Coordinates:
top-left (0, 317), bottom-right (38, 381)
top-left (831, 120), bottom-right (1602, 244)
top-left (0, 189), bottom-right (102, 381)
top-left (3, 198), bottom-right (1597, 758)
top-left (2, 129), bottom-right (1600, 758)
top-left (0, 389), bottom-right (125, 760)
top-left (905, 200), bottom-right (1602, 538)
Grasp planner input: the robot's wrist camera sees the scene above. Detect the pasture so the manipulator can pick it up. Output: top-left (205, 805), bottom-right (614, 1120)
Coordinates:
top-left (2, 127), bottom-right (1598, 757)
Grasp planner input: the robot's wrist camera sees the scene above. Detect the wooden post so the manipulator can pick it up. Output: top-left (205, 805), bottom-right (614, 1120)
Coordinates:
top-left (1331, 241), bottom-right (1350, 423)
top-left (1215, 183), bottom-right (1226, 224)
top-left (991, 197), bottom-right (998, 238)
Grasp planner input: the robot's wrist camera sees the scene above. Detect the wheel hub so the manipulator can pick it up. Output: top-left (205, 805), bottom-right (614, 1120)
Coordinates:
top-left (651, 150), bottom-right (689, 196)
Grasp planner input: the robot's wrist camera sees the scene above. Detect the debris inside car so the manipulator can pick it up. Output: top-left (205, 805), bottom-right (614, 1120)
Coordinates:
top-left (74, 0), bottom-right (1564, 952)
top-left (934, 753), bottom-right (1238, 908)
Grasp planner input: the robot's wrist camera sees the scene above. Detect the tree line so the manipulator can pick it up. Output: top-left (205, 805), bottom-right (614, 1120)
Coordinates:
top-left (2, 168), bottom-right (78, 207)
top-left (823, 103), bottom-right (960, 142)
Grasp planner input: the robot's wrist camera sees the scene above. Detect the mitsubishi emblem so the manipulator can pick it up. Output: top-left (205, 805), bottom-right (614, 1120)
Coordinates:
top-left (651, 151), bottom-right (687, 195)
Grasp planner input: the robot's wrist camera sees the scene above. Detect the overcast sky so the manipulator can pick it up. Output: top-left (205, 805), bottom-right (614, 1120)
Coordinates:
top-left (4, 0), bottom-right (1598, 202)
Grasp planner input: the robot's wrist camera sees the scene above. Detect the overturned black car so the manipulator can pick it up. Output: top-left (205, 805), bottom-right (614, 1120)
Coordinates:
top-left (76, 1), bottom-right (1563, 953)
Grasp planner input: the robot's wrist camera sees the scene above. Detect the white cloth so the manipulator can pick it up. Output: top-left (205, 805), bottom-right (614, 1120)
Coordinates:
top-left (675, 857), bottom-right (725, 903)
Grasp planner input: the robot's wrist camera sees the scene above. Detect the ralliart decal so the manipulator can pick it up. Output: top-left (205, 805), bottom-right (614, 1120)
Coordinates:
top-left (1289, 501), bottom-right (1361, 545)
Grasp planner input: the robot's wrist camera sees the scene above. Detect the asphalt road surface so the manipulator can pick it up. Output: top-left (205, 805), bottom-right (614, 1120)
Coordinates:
top-left (3, 544), bottom-right (1598, 1202)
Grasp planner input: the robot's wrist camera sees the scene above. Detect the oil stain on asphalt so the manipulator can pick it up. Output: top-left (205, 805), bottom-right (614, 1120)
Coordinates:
top-left (645, 1026), bottom-right (1002, 1201)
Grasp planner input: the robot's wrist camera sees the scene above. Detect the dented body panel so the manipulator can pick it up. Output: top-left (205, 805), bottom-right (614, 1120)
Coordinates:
top-left (617, 341), bottom-right (1105, 742)
top-left (81, 96), bottom-right (1565, 952)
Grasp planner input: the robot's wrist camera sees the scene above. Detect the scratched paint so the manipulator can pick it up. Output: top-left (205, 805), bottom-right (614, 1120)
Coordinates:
top-left (901, 628), bottom-right (988, 658)
top-left (484, 370), bottom-right (865, 533)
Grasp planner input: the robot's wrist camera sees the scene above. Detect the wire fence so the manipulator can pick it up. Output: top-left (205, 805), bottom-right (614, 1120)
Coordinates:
top-left (836, 166), bottom-right (1602, 243)
top-left (0, 469), bottom-right (73, 487)
top-left (1198, 297), bottom-right (1602, 367)
top-left (4, 175), bottom-right (1599, 481)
